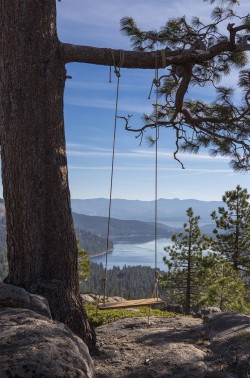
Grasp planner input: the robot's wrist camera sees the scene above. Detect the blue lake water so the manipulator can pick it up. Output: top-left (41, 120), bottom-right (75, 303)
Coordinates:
top-left (90, 238), bottom-right (173, 271)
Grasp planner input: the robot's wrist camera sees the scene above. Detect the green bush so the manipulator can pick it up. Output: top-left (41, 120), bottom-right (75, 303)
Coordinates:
top-left (84, 303), bottom-right (174, 327)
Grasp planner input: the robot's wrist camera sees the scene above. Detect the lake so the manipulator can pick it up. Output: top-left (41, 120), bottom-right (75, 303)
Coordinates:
top-left (90, 238), bottom-right (173, 271)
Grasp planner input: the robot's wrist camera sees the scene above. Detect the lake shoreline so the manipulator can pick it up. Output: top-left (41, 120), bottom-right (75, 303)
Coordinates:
top-left (89, 238), bottom-right (172, 270)
top-left (89, 248), bottom-right (113, 258)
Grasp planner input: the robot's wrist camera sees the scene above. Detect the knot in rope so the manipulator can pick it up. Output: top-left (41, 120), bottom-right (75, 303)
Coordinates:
top-left (110, 49), bottom-right (124, 79)
top-left (154, 270), bottom-right (160, 283)
top-left (153, 78), bottom-right (160, 87)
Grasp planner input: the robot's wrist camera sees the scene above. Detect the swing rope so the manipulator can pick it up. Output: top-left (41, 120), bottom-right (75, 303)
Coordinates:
top-left (102, 50), bottom-right (124, 306)
top-left (98, 50), bottom-right (164, 310)
top-left (152, 52), bottom-right (161, 299)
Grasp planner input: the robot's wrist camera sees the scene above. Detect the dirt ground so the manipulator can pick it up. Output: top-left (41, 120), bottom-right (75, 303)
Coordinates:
top-left (92, 314), bottom-right (250, 378)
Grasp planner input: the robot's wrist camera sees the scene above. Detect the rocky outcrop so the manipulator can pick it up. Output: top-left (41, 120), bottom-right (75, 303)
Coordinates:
top-left (81, 293), bottom-right (126, 305)
top-left (93, 313), bottom-right (250, 377)
top-left (193, 306), bottom-right (222, 318)
top-left (0, 283), bottom-right (95, 378)
top-left (0, 282), bottom-right (51, 318)
top-left (161, 303), bottom-right (183, 314)
top-left (204, 312), bottom-right (250, 377)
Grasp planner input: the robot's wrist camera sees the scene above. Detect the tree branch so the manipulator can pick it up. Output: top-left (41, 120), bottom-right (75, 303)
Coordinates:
top-left (61, 38), bottom-right (249, 67)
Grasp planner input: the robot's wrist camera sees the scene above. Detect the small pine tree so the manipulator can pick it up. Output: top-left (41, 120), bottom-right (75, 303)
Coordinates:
top-left (198, 260), bottom-right (249, 313)
top-left (77, 240), bottom-right (90, 282)
top-left (161, 207), bottom-right (210, 314)
top-left (211, 185), bottom-right (250, 273)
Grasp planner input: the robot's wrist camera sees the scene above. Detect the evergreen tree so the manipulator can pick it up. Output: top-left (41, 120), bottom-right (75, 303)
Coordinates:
top-left (211, 185), bottom-right (250, 273)
top-left (161, 208), bottom-right (210, 314)
top-left (198, 260), bottom-right (249, 313)
top-left (120, 1), bottom-right (250, 171)
top-left (77, 241), bottom-right (90, 283)
top-left (82, 263), bottom-right (162, 300)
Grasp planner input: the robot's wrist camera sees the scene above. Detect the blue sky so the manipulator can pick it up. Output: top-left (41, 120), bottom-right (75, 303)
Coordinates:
top-left (56, 0), bottom-right (249, 201)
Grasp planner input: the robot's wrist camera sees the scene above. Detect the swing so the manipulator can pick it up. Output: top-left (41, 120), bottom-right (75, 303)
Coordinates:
top-left (97, 50), bottom-right (164, 310)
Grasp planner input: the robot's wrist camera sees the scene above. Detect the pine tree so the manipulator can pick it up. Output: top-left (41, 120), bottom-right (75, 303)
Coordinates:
top-left (77, 242), bottom-right (90, 283)
top-left (198, 260), bottom-right (249, 313)
top-left (120, 0), bottom-right (250, 171)
top-left (211, 185), bottom-right (250, 273)
top-left (161, 207), bottom-right (210, 314)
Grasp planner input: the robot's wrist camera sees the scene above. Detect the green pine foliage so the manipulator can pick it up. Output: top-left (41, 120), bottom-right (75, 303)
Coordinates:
top-left (160, 197), bottom-right (250, 315)
top-left (77, 240), bottom-right (90, 282)
top-left (76, 228), bottom-right (113, 257)
top-left (198, 260), bottom-right (249, 313)
top-left (120, 0), bottom-right (250, 171)
top-left (160, 207), bottom-right (212, 314)
top-left (81, 263), bottom-right (163, 300)
top-left (211, 185), bottom-right (250, 273)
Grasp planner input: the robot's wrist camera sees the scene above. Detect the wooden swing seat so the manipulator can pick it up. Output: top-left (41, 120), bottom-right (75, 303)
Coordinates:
top-left (98, 297), bottom-right (164, 310)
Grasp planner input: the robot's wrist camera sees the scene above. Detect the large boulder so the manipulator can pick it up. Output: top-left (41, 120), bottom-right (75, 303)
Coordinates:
top-left (0, 282), bottom-right (51, 318)
top-left (193, 307), bottom-right (222, 318)
top-left (0, 307), bottom-right (94, 378)
top-left (161, 304), bottom-right (184, 314)
top-left (0, 282), bottom-right (30, 308)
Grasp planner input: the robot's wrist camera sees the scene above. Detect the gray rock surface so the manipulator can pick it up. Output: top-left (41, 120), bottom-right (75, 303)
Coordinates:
top-left (204, 312), bottom-right (250, 377)
top-left (93, 313), bottom-right (250, 377)
top-left (193, 306), bottom-right (222, 318)
top-left (81, 293), bottom-right (126, 304)
top-left (0, 282), bottom-right (52, 319)
top-left (93, 316), bottom-right (209, 377)
top-left (29, 293), bottom-right (52, 318)
top-left (0, 283), bottom-right (94, 377)
top-left (161, 303), bottom-right (183, 314)
top-left (0, 307), bottom-right (95, 378)
top-left (0, 282), bottom-right (30, 308)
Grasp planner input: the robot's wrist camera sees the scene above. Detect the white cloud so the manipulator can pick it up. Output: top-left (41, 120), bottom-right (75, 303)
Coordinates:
top-left (57, 0), bottom-right (248, 48)
top-left (58, 0), bottom-right (249, 202)
top-left (67, 145), bottom-right (230, 163)
top-left (57, 0), bottom-right (213, 46)
top-left (65, 95), bottom-right (152, 114)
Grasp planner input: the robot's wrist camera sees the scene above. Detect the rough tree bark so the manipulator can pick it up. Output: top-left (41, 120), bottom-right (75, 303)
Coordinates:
top-left (0, 0), bottom-right (97, 348)
top-left (0, 0), bottom-right (163, 350)
top-left (0, 0), bottom-right (249, 350)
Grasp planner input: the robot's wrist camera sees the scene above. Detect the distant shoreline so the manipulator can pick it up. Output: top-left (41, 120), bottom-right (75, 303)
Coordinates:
top-left (89, 249), bottom-right (113, 258)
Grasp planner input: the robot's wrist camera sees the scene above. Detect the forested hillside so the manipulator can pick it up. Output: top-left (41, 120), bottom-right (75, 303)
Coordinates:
top-left (73, 212), bottom-right (175, 243)
top-left (81, 262), bottom-right (163, 299)
top-left (76, 229), bottom-right (113, 256)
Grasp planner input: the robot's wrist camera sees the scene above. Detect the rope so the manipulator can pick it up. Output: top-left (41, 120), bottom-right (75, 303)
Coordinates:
top-left (102, 50), bottom-right (123, 306)
top-left (147, 52), bottom-right (161, 301)
top-left (154, 52), bottom-right (160, 299)
top-left (110, 49), bottom-right (124, 78)
top-left (101, 49), bottom-right (162, 306)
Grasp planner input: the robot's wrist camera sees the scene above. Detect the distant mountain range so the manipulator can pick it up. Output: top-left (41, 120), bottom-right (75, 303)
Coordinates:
top-left (0, 197), bottom-right (222, 259)
top-left (0, 201), bottom-right (177, 254)
top-left (71, 198), bottom-right (223, 225)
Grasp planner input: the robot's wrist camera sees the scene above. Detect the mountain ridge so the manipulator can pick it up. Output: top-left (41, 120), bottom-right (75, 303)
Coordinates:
top-left (71, 197), bottom-right (224, 224)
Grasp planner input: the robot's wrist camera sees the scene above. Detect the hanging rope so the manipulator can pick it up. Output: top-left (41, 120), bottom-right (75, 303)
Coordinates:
top-left (153, 52), bottom-right (160, 299)
top-left (102, 50), bottom-right (124, 306)
top-left (99, 49), bottom-right (163, 308)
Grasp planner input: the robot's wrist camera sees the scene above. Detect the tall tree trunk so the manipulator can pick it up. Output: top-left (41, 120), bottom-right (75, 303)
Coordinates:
top-left (0, 0), bottom-right (95, 349)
